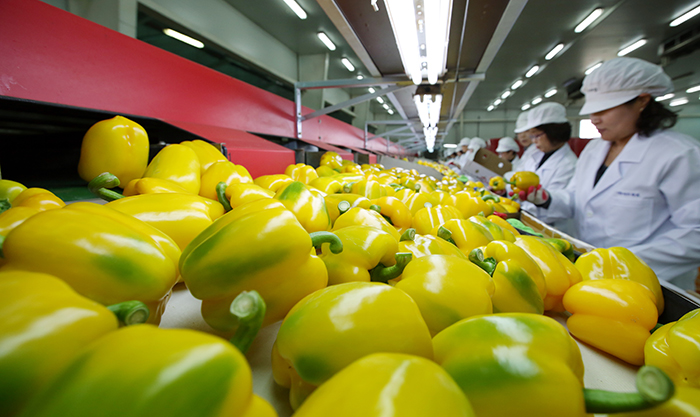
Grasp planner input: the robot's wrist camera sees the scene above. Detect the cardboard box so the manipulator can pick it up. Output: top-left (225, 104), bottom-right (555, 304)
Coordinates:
top-left (461, 149), bottom-right (512, 183)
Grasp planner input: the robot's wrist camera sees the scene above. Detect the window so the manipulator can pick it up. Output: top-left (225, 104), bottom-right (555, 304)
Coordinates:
top-left (579, 119), bottom-right (600, 139)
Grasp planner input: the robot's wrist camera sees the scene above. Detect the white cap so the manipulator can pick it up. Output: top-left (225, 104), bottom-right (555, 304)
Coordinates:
top-left (514, 111), bottom-right (530, 133)
top-left (458, 137), bottom-right (471, 147)
top-left (468, 137), bottom-right (487, 150)
top-left (496, 136), bottom-right (520, 153)
top-left (580, 57), bottom-right (673, 115)
top-left (519, 102), bottom-right (569, 132)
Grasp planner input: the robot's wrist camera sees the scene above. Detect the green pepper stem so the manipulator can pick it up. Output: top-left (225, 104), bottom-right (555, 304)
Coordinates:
top-left (106, 301), bottom-right (150, 326)
top-left (468, 248), bottom-right (497, 276)
top-left (87, 172), bottom-right (125, 201)
top-left (0, 234), bottom-right (5, 258)
top-left (584, 366), bottom-right (674, 414)
top-left (216, 182), bottom-right (233, 212)
top-left (481, 194), bottom-right (500, 202)
top-left (414, 184), bottom-right (421, 192)
top-left (337, 200), bottom-right (351, 215)
top-left (651, 322), bottom-right (665, 333)
top-left (342, 183), bottom-right (355, 193)
top-left (310, 231), bottom-right (343, 254)
top-left (400, 228), bottom-right (416, 242)
top-left (437, 226), bottom-right (457, 246)
top-left (370, 252), bottom-right (413, 283)
top-left (0, 199), bottom-right (10, 215)
top-left (229, 291), bottom-right (266, 355)
top-left (369, 204), bottom-right (382, 213)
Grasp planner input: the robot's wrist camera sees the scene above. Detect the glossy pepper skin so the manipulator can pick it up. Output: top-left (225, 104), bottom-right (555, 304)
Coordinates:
top-left (489, 176), bottom-right (506, 191)
top-left (469, 240), bottom-right (547, 314)
top-left (106, 193), bottom-right (225, 251)
top-left (19, 325), bottom-right (277, 417)
top-left (0, 179), bottom-right (26, 212)
top-left (370, 196), bottom-right (412, 231)
top-left (600, 386), bottom-right (700, 417)
top-left (324, 194), bottom-right (371, 224)
top-left (293, 353), bottom-right (476, 417)
top-left (395, 255), bottom-right (494, 336)
top-left (412, 204), bottom-right (464, 235)
top-left (575, 247), bottom-right (664, 314)
top-left (515, 235), bottom-right (582, 311)
top-left (320, 225), bottom-right (411, 285)
top-left (285, 163), bottom-right (319, 184)
top-left (180, 199), bottom-right (332, 331)
top-left (309, 177), bottom-right (343, 194)
top-left (122, 177), bottom-right (193, 196)
top-left (0, 271), bottom-right (120, 417)
top-left (487, 214), bottom-right (520, 235)
top-left (275, 181), bottom-right (331, 233)
top-left (442, 192), bottom-right (494, 218)
top-left (319, 151), bottom-right (343, 172)
top-left (645, 308), bottom-right (700, 388)
top-left (332, 206), bottom-right (400, 241)
top-left (77, 115), bottom-right (149, 186)
top-left (399, 231), bottom-right (467, 259)
top-left (394, 188), bottom-right (438, 215)
top-left (253, 174), bottom-right (294, 193)
top-left (225, 183), bottom-right (275, 210)
top-left (563, 279), bottom-right (658, 365)
top-left (0, 202), bottom-right (180, 324)
top-left (200, 161), bottom-right (253, 201)
top-left (10, 187), bottom-right (65, 211)
top-left (143, 144), bottom-right (201, 194)
top-left (468, 214), bottom-right (516, 242)
top-left (180, 139), bottom-right (228, 173)
top-left (272, 282), bottom-right (433, 410)
top-left (346, 179), bottom-right (394, 199)
top-left (431, 218), bottom-right (493, 256)
top-left (508, 171), bottom-right (540, 194)
top-left (433, 313), bottom-right (587, 417)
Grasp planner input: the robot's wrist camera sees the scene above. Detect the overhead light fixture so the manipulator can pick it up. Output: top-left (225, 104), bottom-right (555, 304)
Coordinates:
top-left (163, 29), bottom-right (204, 49)
top-left (501, 91), bottom-right (512, 99)
top-left (544, 88), bottom-right (557, 98)
top-left (511, 80), bottom-right (523, 90)
top-left (655, 93), bottom-right (675, 101)
top-left (388, 109), bottom-right (395, 115)
top-left (341, 58), bottom-right (355, 71)
top-left (545, 43), bottom-right (565, 60)
top-left (669, 98), bottom-right (688, 107)
top-left (383, 104), bottom-right (390, 109)
top-left (686, 84), bottom-right (700, 93)
top-left (493, 99), bottom-right (502, 106)
top-left (377, 97), bottom-right (385, 104)
top-left (575, 8), bottom-right (604, 33)
top-left (423, 126), bottom-right (437, 153)
top-left (317, 32), bottom-right (336, 51)
top-left (585, 62), bottom-right (603, 75)
top-left (618, 39), bottom-right (647, 56)
top-left (443, 143), bottom-right (457, 148)
top-left (670, 4), bottom-right (700, 27)
top-left (525, 65), bottom-right (540, 78)
top-left (282, 0), bottom-right (308, 19)
top-left (521, 103), bottom-right (531, 110)
top-left (487, 105), bottom-right (495, 111)
top-left (383, 0), bottom-right (453, 85)
top-left (368, 87), bottom-right (376, 93)
top-left (357, 74), bottom-right (364, 79)
top-left (413, 94), bottom-right (443, 128)
top-left (532, 96), bottom-right (543, 105)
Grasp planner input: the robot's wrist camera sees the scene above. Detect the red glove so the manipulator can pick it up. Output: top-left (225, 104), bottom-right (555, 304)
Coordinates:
top-left (518, 185), bottom-right (549, 206)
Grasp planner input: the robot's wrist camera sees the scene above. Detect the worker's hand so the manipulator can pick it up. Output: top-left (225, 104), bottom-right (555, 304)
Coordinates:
top-left (518, 184), bottom-right (549, 206)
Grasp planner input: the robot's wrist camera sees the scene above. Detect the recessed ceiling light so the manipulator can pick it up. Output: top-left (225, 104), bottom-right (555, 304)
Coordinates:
top-left (656, 93), bottom-right (675, 101)
top-left (545, 43), bottom-right (565, 60)
top-left (618, 39), bottom-right (647, 56)
top-left (377, 97), bottom-right (384, 104)
top-left (341, 58), bottom-right (355, 72)
top-left (317, 32), bottom-right (336, 51)
top-left (670, 4), bottom-right (700, 27)
top-left (686, 85), bottom-right (700, 93)
top-left (383, 104), bottom-right (389, 109)
top-left (511, 80), bottom-right (523, 89)
top-left (532, 97), bottom-right (543, 105)
top-left (368, 87), bottom-right (376, 93)
top-left (487, 105), bottom-right (495, 111)
top-left (501, 91), bottom-right (512, 99)
top-left (669, 98), bottom-right (688, 107)
top-left (521, 103), bottom-right (531, 111)
top-left (525, 65), bottom-right (540, 78)
top-left (163, 29), bottom-right (204, 49)
top-left (282, 0), bottom-right (307, 19)
top-left (544, 88), bottom-right (557, 98)
top-left (388, 109), bottom-right (395, 114)
top-left (575, 8), bottom-right (604, 33)
top-left (585, 62), bottom-right (603, 75)
top-left (494, 99), bottom-right (502, 105)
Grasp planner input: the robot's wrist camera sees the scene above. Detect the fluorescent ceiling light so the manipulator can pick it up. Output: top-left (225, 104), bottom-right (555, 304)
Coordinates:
top-left (383, 0), bottom-right (423, 84)
top-left (487, 105), bottom-right (495, 111)
top-left (317, 32), bottom-right (336, 51)
top-left (283, 0), bottom-right (307, 19)
top-left (501, 91), bottom-right (512, 99)
top-left (357, 75), bottom-right (364, 79)
top-left (494, 99), bottom-right (502, 105)
top-left (377, 97), bottom-right (385, 104)
top-left (686, 85), bottom-right (700, 93)
top-left (669, 98), bottom-right (688, 107)
top-left (670, 4), bottom-right (700, 27)
top-left (341, 58), bottom-right (355, 71)
top-left (388, 109), bottom-right (395, 114)
top-left (163, 29), bottom-right (204, 49)
top-left (511, 80), bottom-right (523, 90)
top-left (575, 8), bottom-right (604, 33)
top-left (618, 39), bottom-right (647, 56)
top-left (525, 65), bottom-right (540, 78)
top-left (585, 62), bottom-right (603, 75)
top-left (544, 88), bottom-right (557, 98)
top-left (424, 0), bottom-right (453, 84)
top-left (413, 94), bottom-right (443, 128)
top-left (532, 97), bottom-right (543, 105)
top-left (655, 93), bottom-right (674, 101)
top-left (368, 87), bottom-right (376, 93)
top-left (521, 103), bottom-right (531, 111)
top-left (383, 104), bottom-right (390, 109)
top-left (443, 143), bottom-right (457, 148)
top-left (545, 43), bottom-right (565, 60)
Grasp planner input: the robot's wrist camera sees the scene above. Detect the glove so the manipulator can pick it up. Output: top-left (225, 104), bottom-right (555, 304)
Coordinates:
top-left (518, 185), bottom-right (549, 206)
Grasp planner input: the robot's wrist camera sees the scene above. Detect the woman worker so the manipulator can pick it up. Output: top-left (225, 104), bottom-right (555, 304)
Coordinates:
top-left (522, 57), bottom-right (700, 290)
top-left (513, 110), bottom-right (541, 171)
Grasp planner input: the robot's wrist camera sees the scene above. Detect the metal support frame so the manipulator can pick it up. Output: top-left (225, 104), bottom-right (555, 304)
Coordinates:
top-left (364, 119), bottom-right (422, 148)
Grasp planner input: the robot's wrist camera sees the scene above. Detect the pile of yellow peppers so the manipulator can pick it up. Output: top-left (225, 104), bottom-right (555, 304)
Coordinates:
top-left (0, 115), bottom-right (696, 417)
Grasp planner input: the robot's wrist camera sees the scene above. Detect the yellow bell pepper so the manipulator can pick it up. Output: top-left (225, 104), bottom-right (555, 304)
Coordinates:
top-left (0, 270), bottom-right (148, 417)
top-left (199, 160), bottom-right (253, 200)
top-left (431, 218), bottom-right (493, 256)
top-left (106, 193), bottom-right (225, 251)
top-left (180, 139), bottom-right (228, 173)
top-left (309, 176), bottom-right (343, 194)
top-left (0, 179), bottom-right (26, 212)
top-left (320, 151), bottom-right (343, 171)
top-left (332, 206), bottom-right (400, 241)
top-left (370, 196), bottom-right (412, 232)
top-left (600, 386), bottom-right (700, 417)
top-left (180, 199), bottom-right (341, 331)
top-left (563, 279), bottom-right (659, 365)
top-left (468, 214), bottom-right (516, 242)
top-left (489, 176), bottom-right (506, 191)
top-left (11, 187), bottom-right (65, 211)
top-left (0, 206), bottom-right (38, 238)
top-left (508, 171), bottom-right (540, 195)
top-left (274, 181), bottom-right (331, 233)
top-left (254, 174), bottom-right (294, 192)
top-left (315, 165), bottom-right (336, 177)
top-left (442, 192), bottom-right (494, 218)
top-left (395, 188), bottom-right (439, 215)
top-left (225, 183), bottom-right (275, 210)
top-left (345, 179), bottom-right (394, 199)
top-left (575, 247), bottom-right (664, 314)
top-left (19, 324), bottom-right (277, 417)
top-left (434, 313), bottom-right (674, 416)
top-left (77, 115), bottom-right (149, 187)
top-left (645, 308), bottom-right (700, 388)
top-left (487, 214), bottom-right (520, 235)
top-left (292, 353), bottom-right (475, 417)
top-left (272, 282), bottom-right (433, 409)
top-left (324, 193), bottom-right (371, 224)
top-left (285, 163), bottom-right (319, 184)
top-left (320, 225), bottom-right (412, 285)
top-left (123, 176), bottom-right (193, 196)
top-left (468, 240), bottom-right (547, 314)
top-left (398, 229), bottom-right (467, 259)
top-left (0, 202), bottom-right (180, 324)
top-left (542, 237), bottom-right (576, 262)
top-left (143, 143), bottom-right (201, 194)
top-left (515, 235), bottom-right (582, 311)
top-left (412, 204), bottom-right (464, 235)
top-left (396, 255), bottom-right (494, 335)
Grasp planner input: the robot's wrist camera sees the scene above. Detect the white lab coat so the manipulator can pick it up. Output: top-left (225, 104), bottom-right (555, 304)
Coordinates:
top-left (513, 144), bottom-right (540, 172)
top-left (541, 130), bottom-right (700, 287)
